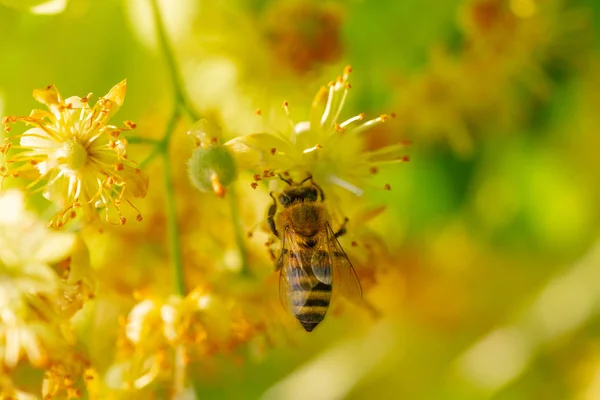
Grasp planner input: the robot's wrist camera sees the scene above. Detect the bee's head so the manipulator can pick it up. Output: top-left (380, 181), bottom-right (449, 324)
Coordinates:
top-left (279, 186), bottom-right (319, 207)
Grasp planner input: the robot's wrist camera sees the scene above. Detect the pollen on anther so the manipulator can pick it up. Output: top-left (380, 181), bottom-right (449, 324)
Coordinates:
top-left (384, 184), bottom-right (391, 191)
top-left (250, 182), bottom-right (258, 190)
top-left (69, 210), bottom-right (77, 219)
top-left (270, 147), bottom-right (276, 155)
top-left (120, 217), bottom-right (127, 225)
top-left (125, 120), bottom-right (137, 129)
top-left (380, 114), bottom-right (389, 122)
top-left (282, 101), bottom-right (289, 107)
top-left (253, 174), bottom-right (262, 182)
top-left (136, 214), bottom-right (143, 222)
top-left (345, 83), bottom-right (352, 89)
top-left (115, 163), bottom-right (124, 171)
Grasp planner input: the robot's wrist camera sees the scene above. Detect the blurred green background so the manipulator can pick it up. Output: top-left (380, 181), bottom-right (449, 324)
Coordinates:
top-left (2, 0), bottom-right (600, 399)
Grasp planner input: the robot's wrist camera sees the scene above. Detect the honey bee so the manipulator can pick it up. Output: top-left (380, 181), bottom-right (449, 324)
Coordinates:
top-left (267, 175), bottom-right (362, 332)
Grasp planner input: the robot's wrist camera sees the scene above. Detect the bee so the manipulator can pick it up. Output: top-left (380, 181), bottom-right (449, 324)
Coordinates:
top-left (267, 175), bottom-right (362, 332)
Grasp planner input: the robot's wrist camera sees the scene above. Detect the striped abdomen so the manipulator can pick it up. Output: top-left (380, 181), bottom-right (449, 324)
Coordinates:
top-left (286, 248), bottom-right (332, 332)
top-left (289, 277), bottom-right (332, 332)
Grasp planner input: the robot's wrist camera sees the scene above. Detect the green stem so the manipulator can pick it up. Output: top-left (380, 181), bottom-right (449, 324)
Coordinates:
top-left (149, 0), bottom-right (200, 122)
top-left (228, 184), bottom-right (250, 276)
top-left (126, 136), bottom-right (160, 145)
top-left (148, 1), bottom-right (201, 395)
top-left (162, 149), bottom-right (187, 296)
top-left (140, 110), bottom-right (179, 168)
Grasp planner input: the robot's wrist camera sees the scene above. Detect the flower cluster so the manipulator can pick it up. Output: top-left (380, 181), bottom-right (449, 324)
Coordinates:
top-left (225, 66), bottom-right (410, 198)
top-left (1, 81), bottom-right (148, 229)
top-left (0, 190), bottom-right (94, 398)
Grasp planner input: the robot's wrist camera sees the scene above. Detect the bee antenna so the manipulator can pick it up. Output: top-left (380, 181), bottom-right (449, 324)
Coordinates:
top-left (299, 173), bottom-right (313, 185)
top-left (278, 174), bottom-right (293, 186)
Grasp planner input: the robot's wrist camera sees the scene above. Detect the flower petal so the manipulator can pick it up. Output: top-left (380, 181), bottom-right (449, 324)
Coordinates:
top-left (31, 230), bottom-right (75, 264)
top-left (20, 127), bottom-right (58, 149)
top-left (0, 190), bottom-right (26, 225)
top-left (122, 169), bottom-right (149, 198)
top-left (32, 85), bottom-right (61, 108)
top-left (224, 133), bottom-right (297, 170)
top-left (96, 80), bottom-right (127, 124)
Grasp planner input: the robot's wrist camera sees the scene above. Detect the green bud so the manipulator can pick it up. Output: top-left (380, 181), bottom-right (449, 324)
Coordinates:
top-left (188, 145), bottom-right (237, 197)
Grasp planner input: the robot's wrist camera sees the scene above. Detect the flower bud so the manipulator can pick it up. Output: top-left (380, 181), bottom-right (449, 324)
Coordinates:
top-left (187, 145), bottom-right (237, 197)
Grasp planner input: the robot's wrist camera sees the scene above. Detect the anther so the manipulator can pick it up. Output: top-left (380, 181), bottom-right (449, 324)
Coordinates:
top-left (119, 216), bottom-right (127, 225)
top-left (136, 214), bottom-right (143, 222)
top-left (125, 120), bottom-right (137, 129)
top-left (253, 174), bottom-right (262, 181)
top-left (115, 163), bottom-right (124, 171)
top-left (370, 167), bottom-right (378, 174)
top-left (250, 182), bottom-right (258, 189)
top-left (254, 109), bottom-right (262, 116)
top-left (384, 184), bottom-right (391, 191)
top-left (270, 148), bottom-right (276, 155)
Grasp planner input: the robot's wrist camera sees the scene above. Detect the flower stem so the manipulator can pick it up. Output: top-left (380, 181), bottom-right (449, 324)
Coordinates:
top-left (161, 139), bottom-right (186, 296)
top-left (149, 0), bottom-right (200, 122)
top-left (228, 184), bottom-right (250, 276)
top-left (140, 110), bottom-right (179, 168)
top-left (148, 0), bottom-right (199, 394)
top-left (126, 136), bottom-right (160, 145)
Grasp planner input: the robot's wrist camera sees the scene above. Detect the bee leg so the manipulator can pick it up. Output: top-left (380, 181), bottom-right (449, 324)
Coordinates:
top-left (334, 217), bottom-right (349, 238)
top-left (268, 192), bottom-right (279, 238)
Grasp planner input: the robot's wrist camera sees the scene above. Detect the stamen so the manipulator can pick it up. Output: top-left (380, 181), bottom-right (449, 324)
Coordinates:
top-left (303, 144), bottom-right (323, 154)
top-left (349, 114), bottom-right (389, 136)
top-left (281, 101), bottom-right (296, 131)
top-left (329, 175), bottom-right (364, 196)
top-left (320, 83), bottom-right (335, 126)
top-left (329, 83), bottom-right (350, 129)
top-left (339, 113), bottom-right (365, 130)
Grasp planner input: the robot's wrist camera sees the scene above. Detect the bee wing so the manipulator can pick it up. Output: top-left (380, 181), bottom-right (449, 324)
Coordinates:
top-left (325, 222), bottom-right (363, 301)
top-left (310, 233), bottom-right (332, 285)
top-left (278, 229), bottom-right (312, 312)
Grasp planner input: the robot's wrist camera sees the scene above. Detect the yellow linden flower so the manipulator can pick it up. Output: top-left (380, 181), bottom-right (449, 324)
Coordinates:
top-left (225, 66), bottom-right (410, 197)
top-left (0, 190), bottom-right (91, 397)
top-left (1, 80), bottom-right (148, 228)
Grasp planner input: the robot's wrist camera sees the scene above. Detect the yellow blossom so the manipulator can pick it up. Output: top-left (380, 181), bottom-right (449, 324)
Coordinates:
top-left (225, 66), bottom-right (410, 198)
top-left (0, 190), bottom-right (92, 397)
top-left (1, 80), bottom-right (148, 229)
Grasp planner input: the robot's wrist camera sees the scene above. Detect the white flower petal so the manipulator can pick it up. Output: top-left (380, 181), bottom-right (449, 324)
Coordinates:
top-left (20, 127), bottom-right (58, 149)
top-left (0, 190), bottom-right (26, 225)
